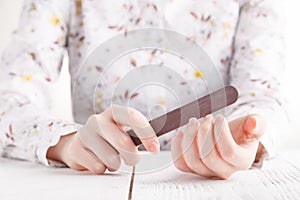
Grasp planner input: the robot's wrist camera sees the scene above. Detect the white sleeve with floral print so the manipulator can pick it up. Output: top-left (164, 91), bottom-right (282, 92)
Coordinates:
top-left (226, 0), bottom-right (288, 159)
top-left (0, 0), bottom-right (77, 166)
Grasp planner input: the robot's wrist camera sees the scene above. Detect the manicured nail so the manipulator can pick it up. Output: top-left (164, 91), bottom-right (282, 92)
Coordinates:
top-left (188, 118), bottom-right (198, 126)
top-left (245, 115), bottom-right (258, 135)
top-left (215, 114), bottom-right (224, 123)
top-left (149, 141), bottom-right (160, 152)
top-left (250, 115), bottom-right (258, 133)
top-left (245, 116), bottom-right (258, 139)
top-left (205, 114), bottom-right (213, 122)
top-left (176, 131), bottom-right (183, 137)
top-left (130, 110), bottom-right (149, 128)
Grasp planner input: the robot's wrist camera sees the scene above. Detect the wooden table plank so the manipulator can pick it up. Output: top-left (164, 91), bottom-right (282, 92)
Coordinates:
top-left (1, 151), bottom-right (300, 200)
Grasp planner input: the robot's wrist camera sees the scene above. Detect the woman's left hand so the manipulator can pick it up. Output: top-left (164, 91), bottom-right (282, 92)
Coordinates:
top-left (171, 114), bottom-right (266, 179)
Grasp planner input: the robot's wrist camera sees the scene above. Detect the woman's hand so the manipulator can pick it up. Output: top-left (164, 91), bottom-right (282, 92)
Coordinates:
top-left (47, 105), bottom-right (160, 174)
top-left (171, 114), bottom-right (266, 179)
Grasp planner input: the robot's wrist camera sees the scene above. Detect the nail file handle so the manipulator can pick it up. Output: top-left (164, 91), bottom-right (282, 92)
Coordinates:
top-left (128, 85), bottom-right (238, 146)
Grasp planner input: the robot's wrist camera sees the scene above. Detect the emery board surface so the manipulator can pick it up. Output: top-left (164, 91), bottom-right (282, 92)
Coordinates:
top-left (128, 85), bottom-right (238, 146)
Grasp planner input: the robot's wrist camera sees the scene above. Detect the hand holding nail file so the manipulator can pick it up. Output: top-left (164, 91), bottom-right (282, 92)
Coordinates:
top-left (128, 85), bottom-right (238, 146)
top-left (48, 85), bottom-right (238, 174)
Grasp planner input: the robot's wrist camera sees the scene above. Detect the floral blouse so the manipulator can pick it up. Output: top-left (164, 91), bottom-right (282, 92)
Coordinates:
top-left (0, 0), bottom-right (288, 166)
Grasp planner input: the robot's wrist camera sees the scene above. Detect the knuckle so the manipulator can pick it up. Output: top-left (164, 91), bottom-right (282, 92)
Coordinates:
top-left (87, 114), bottom-right (98, 124)
top-left (85, 115), bottom-right (104, 130)
top-left (77, 126), bottom-right (88, 137)
top-left (76, 130), bottom-right (91, 147)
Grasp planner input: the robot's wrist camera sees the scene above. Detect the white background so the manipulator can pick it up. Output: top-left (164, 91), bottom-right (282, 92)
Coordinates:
top-left (0, 0), bottom-right (299, 149)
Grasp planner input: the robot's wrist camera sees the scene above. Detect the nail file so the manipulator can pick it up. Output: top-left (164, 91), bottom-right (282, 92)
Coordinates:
top-left (128, 85), bottom-right (238, 146)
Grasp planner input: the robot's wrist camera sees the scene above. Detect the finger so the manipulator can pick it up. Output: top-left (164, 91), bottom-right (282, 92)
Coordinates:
top-left (77, 126), bottom-right (122, 169)
top-left (96, 120), bottom-right (140, 166)
top-left (197, 115), bottom-right (216, 159)
top-left (109, 105), bottom-right (160, 152)
top-left (182, 118), bottom-right (215, 177)
top-left (213, 115), bottom-right (251, 167)
top-left (198, 116), bottom-right (236, 179)
top-left (171, 131), bottom-right (194, 173)
top-left (81, 114), bottom-right (139, 166)
top-left (243, 115), bottom-right (266, 141)
top-left (76, 146), bottom-right (107, 174)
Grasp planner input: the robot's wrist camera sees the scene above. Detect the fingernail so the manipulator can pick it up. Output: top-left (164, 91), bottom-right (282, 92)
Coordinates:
top-left (251, 115), bottom-right (258, 133)
top-left (245, 115), bottom-right (257, 133)
top-left (188, 118), bottom-right (198, 126)
top-left (130, 110), bottom-right (149, 128)
top-left (176, 131), bottom-right (183, 137)
top-left (149, 141), bottom-right (160, 152)
top-left (215, 114), bottom-right (224, 123)
top-left (205, 114), bottom-right (213, 122)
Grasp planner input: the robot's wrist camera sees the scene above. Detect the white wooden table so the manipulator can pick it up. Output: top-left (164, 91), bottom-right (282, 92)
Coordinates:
top-left (1, 151), bottom-right (300, 200)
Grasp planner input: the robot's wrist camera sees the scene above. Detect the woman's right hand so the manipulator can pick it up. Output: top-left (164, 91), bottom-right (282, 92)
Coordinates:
top-left (47, 105), bottom-right (160, 174)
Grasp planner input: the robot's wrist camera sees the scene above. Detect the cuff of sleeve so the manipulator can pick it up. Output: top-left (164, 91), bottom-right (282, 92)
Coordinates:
top-left (251, 132), bottom-right (278, 168)
top-left (259, 132), bottom-right (277, 159)
top-left (251, 141), bottom-right (269, 169)
top-left (37, 122), bottom-right (79, 167)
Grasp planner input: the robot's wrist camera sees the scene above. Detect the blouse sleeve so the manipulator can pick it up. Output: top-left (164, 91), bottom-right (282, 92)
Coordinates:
top-left (227, 0), bottom-right (288, 159)
top-left (0, 0), bottom-right (77, 166)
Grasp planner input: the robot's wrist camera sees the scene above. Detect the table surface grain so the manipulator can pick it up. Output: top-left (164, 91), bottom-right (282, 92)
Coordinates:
top-left (0, 151), bottom-right (300, 200)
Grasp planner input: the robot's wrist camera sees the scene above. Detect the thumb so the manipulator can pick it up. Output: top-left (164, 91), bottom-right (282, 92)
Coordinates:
top-left (243, 114), bottom-right (267, 140)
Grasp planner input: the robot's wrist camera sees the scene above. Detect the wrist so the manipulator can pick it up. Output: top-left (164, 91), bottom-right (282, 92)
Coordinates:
top-left (46, 132), bottom-right (76, 164)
